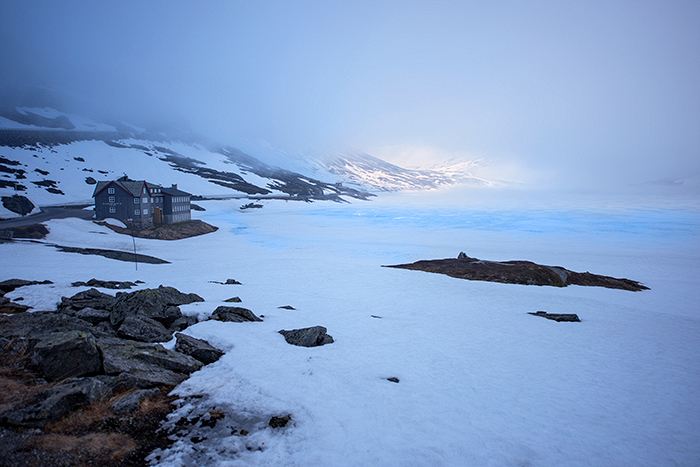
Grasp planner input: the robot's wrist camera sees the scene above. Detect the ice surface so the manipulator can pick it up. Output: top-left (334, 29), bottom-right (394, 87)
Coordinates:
top-left (1, 196), bottom-right (698, 466)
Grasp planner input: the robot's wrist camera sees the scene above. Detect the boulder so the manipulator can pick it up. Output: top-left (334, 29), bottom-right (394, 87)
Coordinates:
top-left (0, 377), bottom-right (111, 427)
top-left (98, 337), bottom-right (202, 387)
top-left (0, 300), bottom-right (30, 314)
top-left (1, 195), bottom-right (34, 216)
top-left (175, 333), bottom-right (224, 364)
top-left (59, 288), bottom-right (116, 311)
top-left (278, 326), bottom-right (334, 347)
top-left (69, 306), bottom-right (111, 325)
top-left (111, 388), bottom-right (160, 415)
top-left (211, 306), bottom-right (262, 323)
top-left (32, 330), bottom-right (102, 381)
top-left (0, 279), bottom-right (53, 294)
top-left (0, 311), bottom-right (98, 352)
top-left (117, 315), bottom-right (173, 343)
top-left (168, 314), bottom-right (199, 332)
top-left (111, 286), bottom-right (204, 326)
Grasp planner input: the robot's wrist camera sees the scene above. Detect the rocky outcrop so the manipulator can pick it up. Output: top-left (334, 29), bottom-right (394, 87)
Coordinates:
top-left (117, 315), bottom-right (173, 343)
top-left (278, 326), bottom-right (334, 347)
top-left (111, 388), bottom-right (160, 415)
top-left (71, 279), bottom-right (138, 289)
top-left (111, 286), bottom-right (204, 327)
top-left (211, 306), bottom-right (262, 322)
top-left (98, 337), bottom-right (203, 387)
top-left (0, 279), bottom-right (53, 294)
top-left (1, 195), bottom-right (34, 216)
top-left (0, 377), bottom-right (112, 427)
top-left (385, 254), bottom-right (648, 291)
top-left (528, 311), bottom-right (581, 322)
top-left (32, 330), bottom-right (102, 381)
top-left (175, 333), bottom-right (224, 365)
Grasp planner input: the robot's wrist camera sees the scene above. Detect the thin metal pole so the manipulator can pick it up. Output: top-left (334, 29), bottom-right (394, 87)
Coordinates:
top-left (132, 234), bottom-right (138, 271)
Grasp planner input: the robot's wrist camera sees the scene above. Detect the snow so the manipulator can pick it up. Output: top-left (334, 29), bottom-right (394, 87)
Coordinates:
top-left (1, 195), bottom-right (699, 466)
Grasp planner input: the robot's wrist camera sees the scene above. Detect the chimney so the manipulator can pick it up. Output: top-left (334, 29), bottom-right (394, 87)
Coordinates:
top-left (171, 184), bottom-right (177, 189)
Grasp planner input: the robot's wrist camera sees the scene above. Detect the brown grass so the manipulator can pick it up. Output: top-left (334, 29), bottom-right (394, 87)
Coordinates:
top-left (32, 433), bottom-right (137, 461)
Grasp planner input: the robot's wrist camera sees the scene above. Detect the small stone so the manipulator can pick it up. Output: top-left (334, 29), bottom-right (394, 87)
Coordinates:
top-left (268, 414), bottom-right (291, 428)
top-left (387, 377), bottom-right (400, 383)
top-left (211, 306), bottom-right (262, 323)
top-left (278, 326), bottom-right (334, 347)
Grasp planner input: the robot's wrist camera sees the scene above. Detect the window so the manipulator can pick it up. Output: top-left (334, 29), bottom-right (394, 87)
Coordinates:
top-left (134, 198), bottom-right (139, 204)
top-left (151, 198), bottom-right (154, 203)
top-left (108, 187), bottom-right (115, 194)
top-left (134, 209), bottom-right (140, 216)
top-left (108, 196), bottom-right (115, 203)
top-left (109, 207), bottom-right (116, 213)
top-left (143, 208), bottom-right (148, 215)
top-left (143, 197), bottom-right (148, 204)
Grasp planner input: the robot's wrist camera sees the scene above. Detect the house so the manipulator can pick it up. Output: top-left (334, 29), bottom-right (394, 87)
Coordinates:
top-left (92, 176), bottom-right (191, 228)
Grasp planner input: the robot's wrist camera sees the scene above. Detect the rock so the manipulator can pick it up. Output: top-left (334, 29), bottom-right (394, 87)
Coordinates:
top-left (111, 388), bottom-right (160, 415)
top-left (0, 377), bottom-right (112, 427)
top-left (167, 314), bottom-right (199, 332)
top-left (278, 305), bottom-right (296, 310)
top-left (117, 315), bottom-right (173, 343)
top-left (32, 330), bottom-right (102, 381)
top-left (224, 296), bottom-right (242, 303)
top-left (0, 279), bottom-right (53, 294)
top-left (278, 326), bottom-right (334, 347)
top-left (224, 279), bottom-right (241, 285)
top-left (268, 414), bottom-right (291, 428)
top-left (1, 195), bottom-right (34, 216)
top-left (69, 307), bottom-right (111, 325)
top-left (386, 256), bottom-right (649, 291)
top-left (528, 311), bottom-right (581, 322)
top-left (85, 176), bottom-right (97, 184)
top-left (0, 301), bottom-right (30, 314)
top-left (0, 311), bottom-right (98, 352)
top-left (111, 286), bottom-right (204, 327)
top-left (211, 306), bottom-right (262, 323)
top-left (71, 279), bottom-right (137, 289)
top-left (175, 333), bottom-right (224, 365)
top-left (98, 337), bottom-right (203, 386)
top-left (387, 377), bottom-right (400, 383)
top-left (59, 288), bottom-right (116, 312)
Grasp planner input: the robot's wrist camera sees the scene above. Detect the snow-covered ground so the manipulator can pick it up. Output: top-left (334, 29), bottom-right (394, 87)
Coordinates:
top-left (2, 195), bottom-right (699, 466)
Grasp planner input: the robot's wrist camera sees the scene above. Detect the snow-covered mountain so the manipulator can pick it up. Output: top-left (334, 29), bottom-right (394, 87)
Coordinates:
top-left (0, 106), bottom-right (493, 217)
top-left (314, 150), bottom-right (491, 192)
top-left (0, 107), bottom-right (379, 217)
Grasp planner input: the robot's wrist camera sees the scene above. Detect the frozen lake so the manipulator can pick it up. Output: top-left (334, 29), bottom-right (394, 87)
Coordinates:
top-left (3, 196), bottom-right (699, 466)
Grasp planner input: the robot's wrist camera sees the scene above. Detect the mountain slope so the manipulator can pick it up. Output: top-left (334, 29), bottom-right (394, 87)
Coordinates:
top-left (316, 151), bottom-right (491, 191)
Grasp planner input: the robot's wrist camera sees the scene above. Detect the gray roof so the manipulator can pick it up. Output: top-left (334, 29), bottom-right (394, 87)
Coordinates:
top-left (161, 186), bottom-right (191, 197)
top-left (93, 180), bottom-right (163, 198)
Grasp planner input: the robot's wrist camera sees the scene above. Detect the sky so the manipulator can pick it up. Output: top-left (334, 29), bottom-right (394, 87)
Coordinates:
top-left (1, 0), bottom-right (699, 195)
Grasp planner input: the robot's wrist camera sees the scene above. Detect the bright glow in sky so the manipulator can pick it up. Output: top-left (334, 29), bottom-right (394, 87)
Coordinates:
top-left (1, 0), bottom-right (699, 193)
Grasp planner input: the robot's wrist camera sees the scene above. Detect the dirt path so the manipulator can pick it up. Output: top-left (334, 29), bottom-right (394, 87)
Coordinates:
top-left (0, 206), bottom-right (94, 228)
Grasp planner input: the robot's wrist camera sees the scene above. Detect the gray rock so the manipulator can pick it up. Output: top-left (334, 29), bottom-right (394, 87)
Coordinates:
top-left (111, 388), bottom-right (160, 415)
top-left (70, 307), bottom-right (111, 325)
top-left (0, 279), bottom-right (53, 294)
top-left (168, 314), bottom-right (199, 332)
top-left (175, 333), bottom-right (224, 364)
top-left (111, 286), bottom-right (204, 326)
top-left (211, 306), bottom-right (262, 323)
top-left (98, 337), bottom-right (202, 387)
top-left (71, 279), bottom-right (137, 290)
top-left (278, 326), bottom-right (334, 347)
top-left (59, 288), bottom-right (116, 311)
top-left (0, 301), bottom-right (30, 314)
top-left (224, 296), bottom-right (242, 303)
top-left (0, 377), bottom-right (111, 427)
top-left (1, 195), bottom-right (34, 216)
top-left (528, 311), bottom-right (581, 322)
top-left (32, 330), bottom-right (102, 381)
top-left (0, 311), bottom-right (97, 352)
top-left (117, 315), bottom-right (173, 343)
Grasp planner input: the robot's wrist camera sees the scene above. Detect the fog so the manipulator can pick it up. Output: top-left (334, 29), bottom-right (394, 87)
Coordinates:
top-left (1, 0), bottom-right (699, 200)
